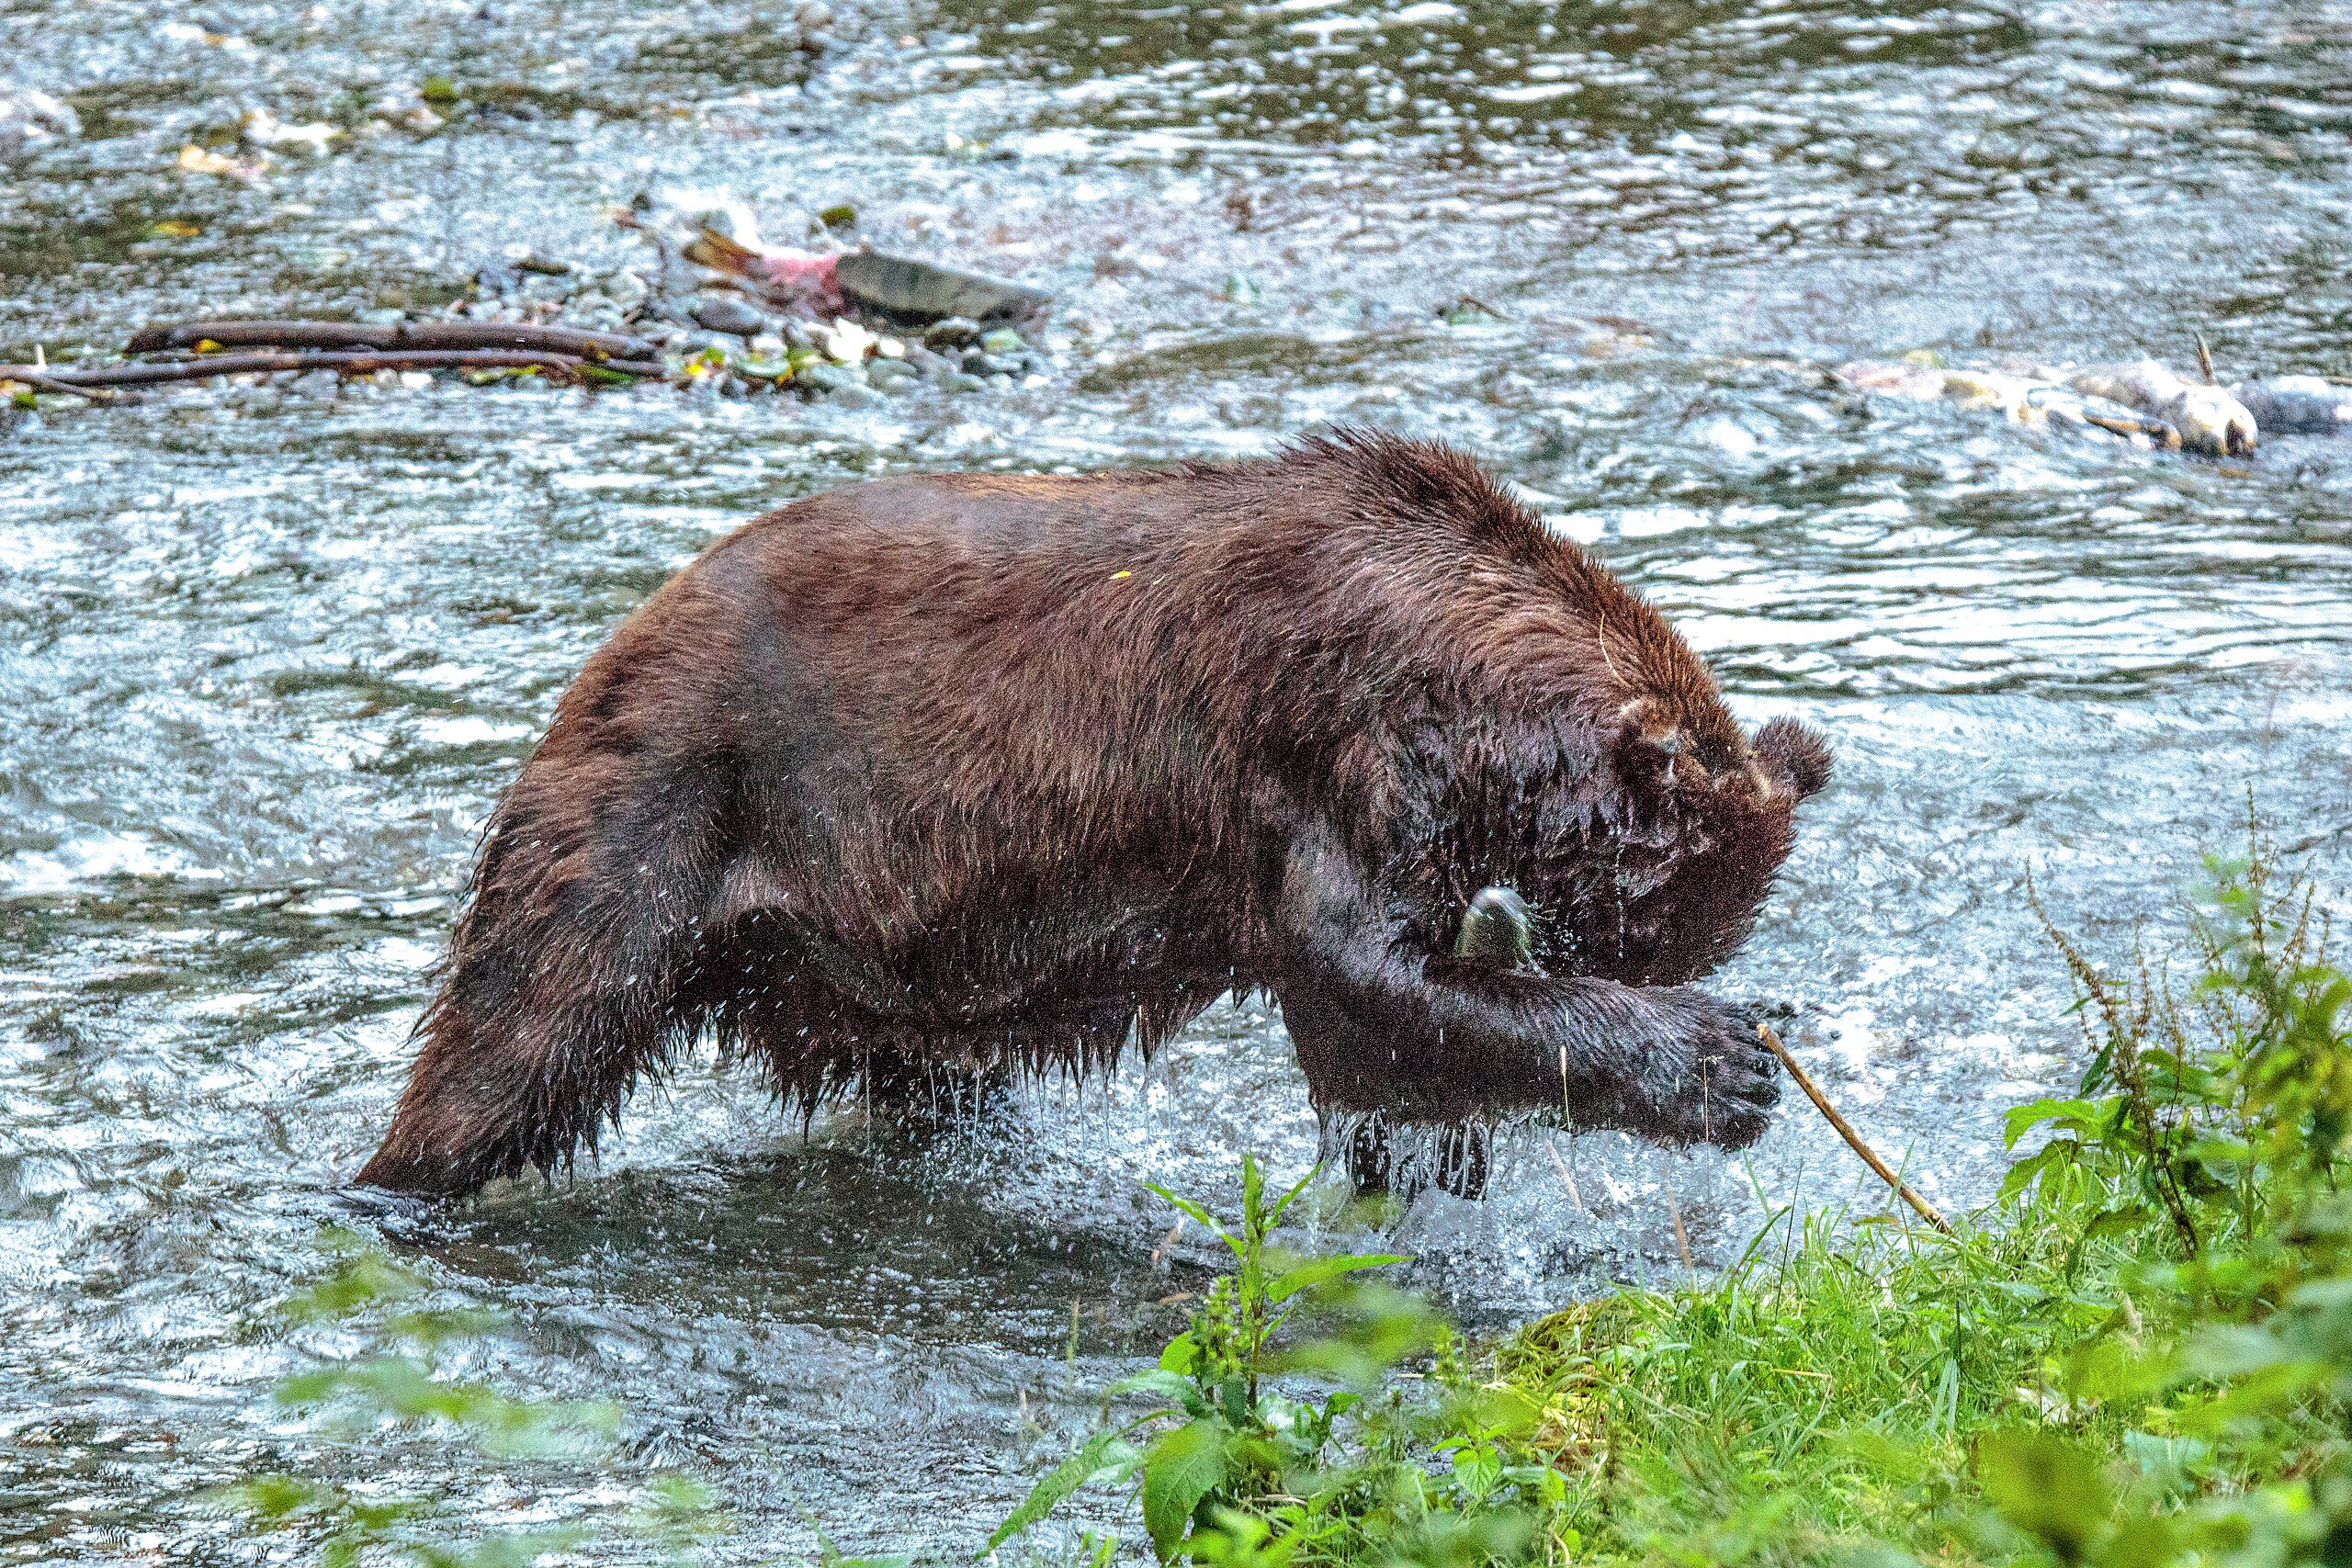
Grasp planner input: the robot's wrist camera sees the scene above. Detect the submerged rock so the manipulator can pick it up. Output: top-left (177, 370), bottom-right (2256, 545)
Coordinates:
top-left (690, 297), bottom-right (770, 338)
top-left (922, 317), bottom-right (984, 351)
top-left (797, 362), bottom-right (881, 404)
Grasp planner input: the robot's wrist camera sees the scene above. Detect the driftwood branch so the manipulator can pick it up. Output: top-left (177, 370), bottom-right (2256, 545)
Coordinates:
top-left (4, 368), bottom-right (131, 401)
top-left (1759, 1023), bottom-right (1951, 1233)
top-left (2, 348), bottom-right (664, 389)
top-left (124, 318), bottom-right (658, 362)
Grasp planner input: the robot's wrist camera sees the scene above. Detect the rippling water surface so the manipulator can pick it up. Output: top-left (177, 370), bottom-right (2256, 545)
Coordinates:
top-left (5, 0), bottom-right (2352, 1560)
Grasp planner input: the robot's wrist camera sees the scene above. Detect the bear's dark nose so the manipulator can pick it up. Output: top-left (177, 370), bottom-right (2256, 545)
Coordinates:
top-left (1455, 886), bottom-right (1535, 968)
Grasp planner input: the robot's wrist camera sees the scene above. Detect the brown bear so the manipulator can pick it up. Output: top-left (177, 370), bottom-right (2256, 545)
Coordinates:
top-left (356, 431), bottom-right (1829, 1199)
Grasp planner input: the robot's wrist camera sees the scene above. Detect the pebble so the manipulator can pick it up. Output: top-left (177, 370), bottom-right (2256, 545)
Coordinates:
top-left (691, 297), bottom-right (771, 337)
top-left (293, 368), bottom-right (339, 400)
top-left (924, 317), bottom-right (983, 351)
top-left (978, 327), bottom-right (1027, 355)
top-left (866, 358), bottom-right (919, 387)
top-left (901, 344), bottom-right (957, 378)
top-left (797, 363), bottom-right (882, 405)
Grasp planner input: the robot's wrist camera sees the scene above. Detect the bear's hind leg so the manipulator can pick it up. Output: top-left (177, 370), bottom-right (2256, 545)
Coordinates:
top-left (356, 759), bottom-right (722, 1197)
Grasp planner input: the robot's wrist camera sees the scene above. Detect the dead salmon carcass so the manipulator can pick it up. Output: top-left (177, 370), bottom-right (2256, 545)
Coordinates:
top-left (2067, 358), bottom-right (2256, 457)
top-left (2232, 376), bottom-right (2352, 436)
top-left (2018, 384), bottom-right (2181, 447)
top-left (1838, 361), bottom-right (2178, 448)
top-left (832, 252), bottom-right (1052, 329)
top-left (628, 188), bottom-right (1051, 330)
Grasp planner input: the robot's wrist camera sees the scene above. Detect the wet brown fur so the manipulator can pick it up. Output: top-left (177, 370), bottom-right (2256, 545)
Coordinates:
top-left (357, 431), bottom-right (1829, 1196)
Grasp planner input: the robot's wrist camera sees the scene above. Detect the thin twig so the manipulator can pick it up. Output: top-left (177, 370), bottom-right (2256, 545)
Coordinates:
top-left (1545, 1136), bottom-right (1589, 1215)
top-left (1759, 1024), bottom-right (1951, 1233)
top-left (1660, 1165), bottom-right (1694, 1274)
top-left (0, 349), bottom-right (664, 389)
top-left (2283, 818), bottom-right (2352, 856)
top-left (125, 318), bottom-right (657, 361)
top-left (2, 369), bottom-right (128, 401)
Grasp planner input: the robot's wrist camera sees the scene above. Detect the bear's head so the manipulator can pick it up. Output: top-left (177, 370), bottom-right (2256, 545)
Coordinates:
top-left (1529, 709), bottom-right (1831, 987)
top-left (1415, 698), bottom-right (1829, 989)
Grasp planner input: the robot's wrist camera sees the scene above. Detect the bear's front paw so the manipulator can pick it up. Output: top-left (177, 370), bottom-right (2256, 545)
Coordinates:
top-left (1616, 992), bottom-right (1781, 1150)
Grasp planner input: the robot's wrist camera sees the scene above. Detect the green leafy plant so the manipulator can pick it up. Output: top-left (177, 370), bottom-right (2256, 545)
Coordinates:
top-left (989, 1154), bottom-right (1561, 1565)
top-left (214, 1228), bottom-right (726, 1567)
top-left (1972, 849), bottom-right (2352, 1566)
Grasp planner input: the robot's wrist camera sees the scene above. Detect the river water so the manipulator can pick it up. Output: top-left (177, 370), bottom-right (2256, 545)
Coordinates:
top-left (4, 0), bottom-right (2352, 1561)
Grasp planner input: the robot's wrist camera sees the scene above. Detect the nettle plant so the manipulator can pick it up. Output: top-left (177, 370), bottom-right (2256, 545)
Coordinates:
top-left (989, 1156), bottom-right (1562, 1567)
top-left (1975, 850), bottom-right (2352, 1566)
top-left (2010, 850), bottom-right (2350, 1281)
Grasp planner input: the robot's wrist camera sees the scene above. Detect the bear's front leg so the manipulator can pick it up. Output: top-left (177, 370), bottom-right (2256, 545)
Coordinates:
top-left (1270, 827), bottom-right (1780, 1149)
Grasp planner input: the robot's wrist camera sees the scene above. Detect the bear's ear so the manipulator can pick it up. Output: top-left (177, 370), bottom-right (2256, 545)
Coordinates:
top-left (1752, 717), bottom-right (1832, 800)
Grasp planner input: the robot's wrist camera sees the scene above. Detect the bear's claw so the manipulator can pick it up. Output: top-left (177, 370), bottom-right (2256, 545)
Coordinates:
top-left (1599, 991), bottom-right (1781, 1150)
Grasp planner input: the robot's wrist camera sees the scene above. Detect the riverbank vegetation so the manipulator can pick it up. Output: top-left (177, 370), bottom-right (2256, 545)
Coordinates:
top-left (1001, 839), bottom-right (2352, 1567)
top-left (235, 839), bottom-right (2346, 1567)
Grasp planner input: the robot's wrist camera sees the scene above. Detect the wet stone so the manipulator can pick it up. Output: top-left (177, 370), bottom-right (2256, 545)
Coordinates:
top-left (691, 297), bottom-right (771, 337)
top-left (797, 363), bottom-right (881, 404)
top-left (900, 344), bottom-right (956, 378)
top-left (923, 317), bottom-right (983, 351)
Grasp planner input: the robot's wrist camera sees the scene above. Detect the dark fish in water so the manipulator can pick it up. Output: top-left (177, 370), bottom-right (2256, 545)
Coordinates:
top-left (833, 251), bottom-right (1052, 328)
top-left (2232, 376), bottom-right (2352, 436)
top-left (681, 228), bottom-right (845, 320)
top-left (626, 186), bottom-right (1050, 328)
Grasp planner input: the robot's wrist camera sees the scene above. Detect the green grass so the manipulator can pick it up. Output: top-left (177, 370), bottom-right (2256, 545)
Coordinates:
top-left (1483, 837), bottom-right (2351, 1565)
top-left (1493, 1199), bottom-right (2165, 1562)
top-left (1000, 835), bottom-right (2352, 1568)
